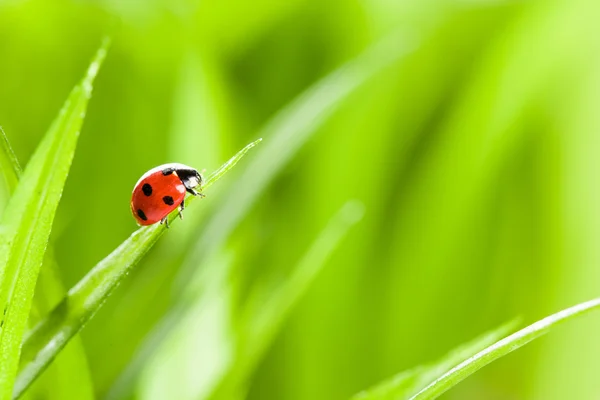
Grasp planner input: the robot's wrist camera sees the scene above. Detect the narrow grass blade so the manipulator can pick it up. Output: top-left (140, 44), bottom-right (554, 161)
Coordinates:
top-left (176, 31), bottom-right (416, 286)
top-left (0, 130), bottom-right (94, 399)
top-left (351, 320), bottom-right (517, 400)
top-left (204, 139), bottom-right (262, 187)
top-left (212, 201), bottom-right (366, 399)
top-left (14, 139), bottom-right (261, 398)
top-left (135, 252), bottom-right (235, 400)
top-left (0, 39), bottom-right (109, 399)
top-left (406, 298), bottom-right (600, 400)
top-left (0, 126), bottom-right (22, 217)
top-left (22, 256), bottom-right (94, 400)
top-left (0, 126), bottom-right (22, 193)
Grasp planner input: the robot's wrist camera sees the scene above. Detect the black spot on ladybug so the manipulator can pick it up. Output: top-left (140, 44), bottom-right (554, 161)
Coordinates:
top-left (137, 209), bottom-right (148, 221)
top-left (163, 196), bottom-right (174, 206)
top-left (142, 183), bottom-right (153, 196)
top-left (162, 168), bottom-right (175, 176)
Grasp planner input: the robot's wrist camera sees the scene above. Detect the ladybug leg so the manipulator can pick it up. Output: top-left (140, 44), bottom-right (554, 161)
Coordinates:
top-left (178, 201), bottom-right (184, 220)
top-left (186, 188), bottom-right (206, 198)
top-left (160, 216), bottom-right (170, 228)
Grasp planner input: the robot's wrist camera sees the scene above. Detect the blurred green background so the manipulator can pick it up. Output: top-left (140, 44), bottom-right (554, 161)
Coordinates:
top-left (2, 0), bottom-right (600, 399)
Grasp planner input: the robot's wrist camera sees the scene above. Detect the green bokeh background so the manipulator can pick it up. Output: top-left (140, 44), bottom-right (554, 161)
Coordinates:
top-left (2, 0), bottom-right (600, 399)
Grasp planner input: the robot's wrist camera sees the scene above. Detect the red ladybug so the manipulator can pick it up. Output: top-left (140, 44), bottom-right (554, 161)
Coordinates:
top-left (131, 163), bottom-right (203, 227)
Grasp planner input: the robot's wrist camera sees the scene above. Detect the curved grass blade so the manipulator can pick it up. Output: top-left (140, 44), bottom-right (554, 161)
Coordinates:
top-left (176, 31), bottom-right (416, 287)
top-left (14, 139), bottom-right (261, 398)
top-left (0, 127), bottom-right (22, 213)
top-left (0, 126), bottom-right (22, 193)
top-left (0, 39), bottom-right (109, 400)
top-left (351, 320), bottom-right (517, 400)
top-left (408, 298), bottom-right (600, 400)
top-left (209, 201), bottom-right (366, 400)
top-left (22, 255), bottom-right (94, 400)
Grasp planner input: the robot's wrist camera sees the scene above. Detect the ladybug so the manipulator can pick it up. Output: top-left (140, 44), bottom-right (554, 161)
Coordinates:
top-left (131, 163), bottom-right (203, 227)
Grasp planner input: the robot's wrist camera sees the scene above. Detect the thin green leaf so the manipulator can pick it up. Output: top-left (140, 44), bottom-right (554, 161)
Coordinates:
top-left (176, 31), bottom-right (416, 286)
top-left (0, 39), bottom-right (109, 400)
top-left (211, 201), bottom-right (366, 399)
top-left (14, 139), bottom-right (262, 398)
top-left (0, 130), bottom-right (94, 399)
top-left (409, 298), bottom-right (600, 400)
top-left (0, 126), bottom-right (22, 192)
top-left (22, 255), bottom-right (94, 400)
top-left (351, 320), bottom-right (518, 400)
top-left (0, 127), bottom-right (22, 212)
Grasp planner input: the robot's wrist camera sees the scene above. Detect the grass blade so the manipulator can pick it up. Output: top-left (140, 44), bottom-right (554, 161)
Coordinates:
top-left (351, 320), bottom-right (517, 400)
top-left (0, 126), bottom-right (22, 193)
top-left (0, 127), bottom-right (22, 215)
top-left (14, 139), bottom-right (261, 398)
top-left (0, 39), bottom-right (109, 399)
top-left (212, 201), bottom-right (366, 399)
top-left (0, 130), bottom-right (94, 399)
top-left (176, 31), bottom-right (416, 286)
top-left (408, 298), bottom-right (600, 400)
top-left (22, 256), bottom-right (94, 400)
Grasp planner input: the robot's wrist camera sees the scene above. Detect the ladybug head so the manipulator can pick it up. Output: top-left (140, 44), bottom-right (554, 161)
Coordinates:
top-left (176, 166), bottom-right (202, 190)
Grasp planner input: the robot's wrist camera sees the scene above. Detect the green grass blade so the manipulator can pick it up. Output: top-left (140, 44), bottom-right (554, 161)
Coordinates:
top-left (407, 298), bottom-right (600, 400)
top-left (21, 256), bottom-right (94, 400)
top-left (176, 31), bottom-right (416, 285)
top-left (14, 139), bottom-right (261, 398)
top-left (351, 320), bottom-right (518, 400)
top-left (203, 139), bottom-right (262, 188)
top-left (0, 127), bottom-right (22, 212)
top-left (0, 39), bottom-right (109, 400)
top-left (0, 126), bottom-right (22, 193)
top-left (212, 201), bottom-right (366, 399)
top-left (248, 201), bottom-right (365, 353)
top-left (0, 130), bottom-right (94, 399)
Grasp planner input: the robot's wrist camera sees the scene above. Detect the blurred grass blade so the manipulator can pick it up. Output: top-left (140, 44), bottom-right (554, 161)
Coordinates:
top-left (351, 320), bottom-right (517, 400)
top-left (211, 201), bottom-right (366, 399)
top-left (136, 201), bottom-right (364, 400)
top-left (0, 126), bottom-right (22, 193)
top-left (14, 139), bottom-right (261, 398)
top-left (406, 298), bottom-right (600, 400)
top-left (176, 31), bottom-right (416, 286)
top-left (248, 201), bottom-right (365, 357)
top-left (0, 39), bottom-right (109, 400)
top-left (0, 127), bottom-right (22, 216)
top-left (135, 252), bottom-right (234, 400)
top-left (22, 255), bottom-right (94, 400)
